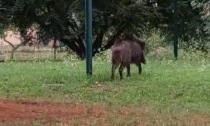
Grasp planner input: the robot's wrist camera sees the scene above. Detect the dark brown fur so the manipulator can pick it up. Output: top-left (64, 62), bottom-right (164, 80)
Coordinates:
top-left (111, 34), bottom-right (146, 80)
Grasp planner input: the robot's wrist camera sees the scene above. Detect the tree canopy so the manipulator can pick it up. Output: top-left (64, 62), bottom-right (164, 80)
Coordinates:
top-left (1, 0), bottom-right (209, 58)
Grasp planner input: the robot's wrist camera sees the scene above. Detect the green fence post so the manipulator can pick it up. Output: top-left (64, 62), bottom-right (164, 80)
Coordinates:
top-left (85, 0), bottom-right (93, 76)
top-left (173, 0), bottom-right (178, 60)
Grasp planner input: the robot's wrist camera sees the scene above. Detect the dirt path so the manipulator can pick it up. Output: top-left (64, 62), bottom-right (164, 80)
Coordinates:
top-left (0, 99), bottom-right (210, 126)
top-left (0, 100), bottom-right (107, 125)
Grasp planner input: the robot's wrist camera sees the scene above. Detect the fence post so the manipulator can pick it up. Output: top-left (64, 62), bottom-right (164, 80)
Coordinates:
top-left (85, 0), bottom-right (93, 76)
top-left (173, 0), bottom-right (178, 60)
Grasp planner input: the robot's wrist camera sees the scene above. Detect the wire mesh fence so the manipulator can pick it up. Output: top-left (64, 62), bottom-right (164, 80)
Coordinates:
top-left (0, 45), bottom-right (68, 62)
top-left (0, 30), bottom-right (69, 62)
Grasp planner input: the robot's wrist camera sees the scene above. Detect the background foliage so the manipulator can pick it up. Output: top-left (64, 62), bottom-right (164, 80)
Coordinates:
top-left (0, 0), bottom-right (209, 59)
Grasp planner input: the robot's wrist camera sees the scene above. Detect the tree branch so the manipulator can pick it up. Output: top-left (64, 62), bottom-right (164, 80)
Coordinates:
top-left (3, 37), bottom-right (15, 49)
top-left (93, 29), bottom-right (106, 55)
top-left (92, 13), bottom-right (109, 55)
top-left (60, 38), bottom-right (85, 59)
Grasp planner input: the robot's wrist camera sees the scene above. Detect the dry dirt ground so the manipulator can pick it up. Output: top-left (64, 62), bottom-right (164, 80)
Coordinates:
top-left (0, 100), bottom-right (107, 126)
top-left (0, 100), bottom-right (210, 126)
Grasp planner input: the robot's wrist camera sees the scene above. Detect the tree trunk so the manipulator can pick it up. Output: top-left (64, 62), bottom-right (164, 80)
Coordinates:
top-left (9, 43), bottom-right (25, 60)
top-left (53, 38), bottom-right (57, 61)
top-left (3, 38), bottom-right (25, 61)
top-left (60, 24), bottom-right (127, 59)
top-left (54, 47), bottom-right (56, 61)
top-left (60, 38), bottom-right (85, 60)
top-left (10, 49), bottom-right (15, 60)
top-left (92, 29), bottom-right (106, 57)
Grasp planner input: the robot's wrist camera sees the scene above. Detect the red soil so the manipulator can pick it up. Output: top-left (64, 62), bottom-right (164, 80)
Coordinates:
top-left (0, 100), bottom-right (106, 125)
top-left (0, 99), bottom-right (210, 126)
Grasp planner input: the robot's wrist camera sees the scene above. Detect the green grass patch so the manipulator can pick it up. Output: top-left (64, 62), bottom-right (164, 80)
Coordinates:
top-left (0, 59), bottom-right (210, 115)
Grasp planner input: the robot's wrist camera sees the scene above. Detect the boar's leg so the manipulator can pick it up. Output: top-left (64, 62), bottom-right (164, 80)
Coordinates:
top-left (111, 64), bottom-right (119, 80)
top-left (136, 63), bottom-right (142, 74)
top-left (126, 64), bottom-right (131, 77)
top-left (141, 52), bottom-right (146, 64)
top-left (119, 65), bottom-right (124, 80)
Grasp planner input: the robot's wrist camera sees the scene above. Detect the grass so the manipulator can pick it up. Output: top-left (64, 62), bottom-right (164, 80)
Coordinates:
top-left (0, 58), bottom-right (210, 115)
